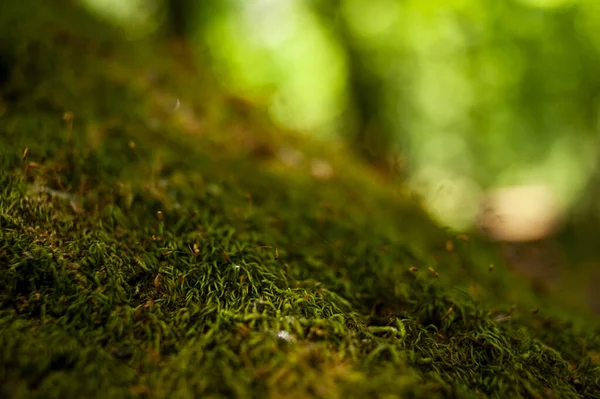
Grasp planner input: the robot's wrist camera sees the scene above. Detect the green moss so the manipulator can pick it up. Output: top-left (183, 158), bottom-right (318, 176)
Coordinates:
top-left (1, 2), bottom-right (600, 398)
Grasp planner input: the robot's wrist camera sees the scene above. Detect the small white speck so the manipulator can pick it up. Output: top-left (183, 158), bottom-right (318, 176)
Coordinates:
top-left (492, 314), bottom-right (512, 323)
top-left (277, 330), bottom-right (296, 342)
top-left (172, 98), bottom-right (180, 112)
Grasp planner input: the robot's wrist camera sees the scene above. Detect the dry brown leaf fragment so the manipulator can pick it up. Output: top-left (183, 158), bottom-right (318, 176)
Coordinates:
top-left (222, 248), bottom-right (231, 263)
top-left (63, 111), bottom-right (74, 122)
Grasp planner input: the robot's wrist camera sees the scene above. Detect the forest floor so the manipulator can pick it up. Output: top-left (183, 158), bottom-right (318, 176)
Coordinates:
top-left (1, 2), bottom-right (600, 398)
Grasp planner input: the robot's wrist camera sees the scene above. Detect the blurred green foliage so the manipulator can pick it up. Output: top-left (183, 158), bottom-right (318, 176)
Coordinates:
top-left (79, 0), bottom-right (600, 228)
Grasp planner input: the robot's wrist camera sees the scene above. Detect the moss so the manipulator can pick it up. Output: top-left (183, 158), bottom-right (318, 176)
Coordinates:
top-left (1, 1), bottom-right (600, 398)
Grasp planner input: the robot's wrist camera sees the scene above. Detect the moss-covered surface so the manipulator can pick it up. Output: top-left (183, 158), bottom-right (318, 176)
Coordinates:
top-left (1, 2), bottom-right (600, 398)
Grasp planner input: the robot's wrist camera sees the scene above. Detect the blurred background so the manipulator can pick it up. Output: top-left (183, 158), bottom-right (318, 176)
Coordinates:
top-left (78, 0), bottom-right (600, 238)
